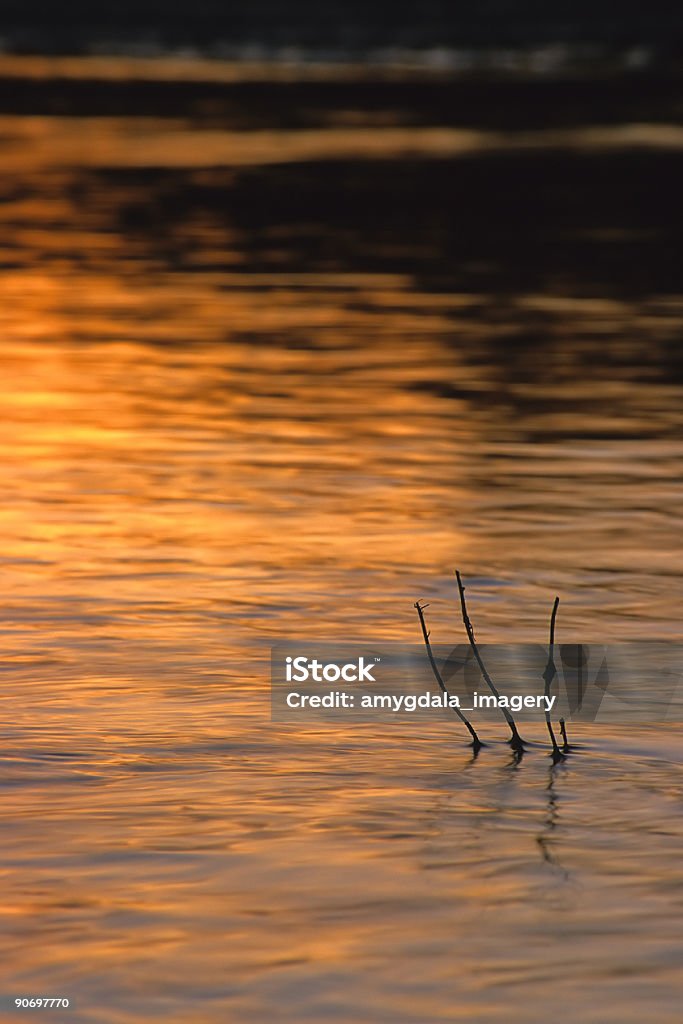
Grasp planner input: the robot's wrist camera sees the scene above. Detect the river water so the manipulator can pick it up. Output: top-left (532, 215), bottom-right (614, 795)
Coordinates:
top-left (0, 56), bottom-right (682, 1022)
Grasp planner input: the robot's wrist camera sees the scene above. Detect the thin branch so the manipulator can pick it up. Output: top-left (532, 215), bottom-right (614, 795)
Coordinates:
top-left (559, 717), bottom-right (570, 753)
top-left (414, 601), bottom-right (482, 750)
top-left (543, 596), bottom-right (563, 761)
top-left (454, 569), bottom-right (525, 751)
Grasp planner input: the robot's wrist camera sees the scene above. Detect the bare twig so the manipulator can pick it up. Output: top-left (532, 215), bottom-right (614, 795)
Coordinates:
top-left (454, 570), bottom-right (525, 752)
top-left (543, 596), bottom-right (563, 762)
top-left (559, 716), bottom-right (570, 753)
top-left (414, 601), bottom-right (482, 750)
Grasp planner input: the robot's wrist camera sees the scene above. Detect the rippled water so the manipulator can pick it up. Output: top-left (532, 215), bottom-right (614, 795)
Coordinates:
top-left (0, 57), bottom-right (682, 1022)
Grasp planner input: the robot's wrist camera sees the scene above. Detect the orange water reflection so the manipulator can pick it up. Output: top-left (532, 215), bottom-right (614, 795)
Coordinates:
top-left (1, 64), bottom-right (682, 1024)
top-left (1, 281), bottom-right (681, 653)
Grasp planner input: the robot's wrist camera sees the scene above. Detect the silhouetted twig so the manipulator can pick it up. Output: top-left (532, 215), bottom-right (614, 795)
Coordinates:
top-left (559, 716), bottom-right (570, 753)
top-left (454, 570), bottom-right (525, 752)
top-left (543, 596), bottom-right (563, 762)
top-left (414, 600), bottom-right (482, 750)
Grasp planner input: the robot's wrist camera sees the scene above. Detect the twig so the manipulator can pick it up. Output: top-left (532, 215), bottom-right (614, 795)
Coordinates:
top-left (559, 717), bottom-right (570, 753)
top-left (454, 570), bottom-right (525, 752)
top-left (414, 601), bottom-right (482, 750)
top-left (543, 596), bottom-right (563, 761)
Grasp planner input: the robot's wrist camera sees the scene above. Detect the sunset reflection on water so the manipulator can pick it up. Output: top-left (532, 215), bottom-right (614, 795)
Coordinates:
top-left (1, 57), bottom-right (682, 1024)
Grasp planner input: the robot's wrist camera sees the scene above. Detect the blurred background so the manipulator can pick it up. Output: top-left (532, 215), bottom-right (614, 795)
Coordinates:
top-left (0, 0), bottom-right (682, 63)
top-left (1, 4), bottom-right (682, 1023)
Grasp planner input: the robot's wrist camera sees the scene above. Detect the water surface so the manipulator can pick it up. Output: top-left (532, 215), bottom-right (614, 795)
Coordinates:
top-left (0, 58), bottom-right (682, 1022)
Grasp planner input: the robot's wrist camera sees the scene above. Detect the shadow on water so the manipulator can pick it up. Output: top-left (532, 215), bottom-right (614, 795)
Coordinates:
top-left (88, 146), bottom-right (683, 300)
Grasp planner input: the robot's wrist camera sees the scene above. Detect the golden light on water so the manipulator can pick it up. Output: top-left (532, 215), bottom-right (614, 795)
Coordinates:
top-left (1, 53), bottom-right (682, 1024)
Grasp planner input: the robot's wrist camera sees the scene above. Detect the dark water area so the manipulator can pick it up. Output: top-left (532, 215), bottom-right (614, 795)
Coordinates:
top-left (0, 72), bottom-right (680, 128)
top-left (0, 58), bottom-right (682, 1022)
top-left (1, 66), bottom-right (681, 299)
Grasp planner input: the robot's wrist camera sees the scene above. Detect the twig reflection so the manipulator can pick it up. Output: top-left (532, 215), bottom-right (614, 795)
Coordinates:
top-left (536, 763), bottom-right (570, 881)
